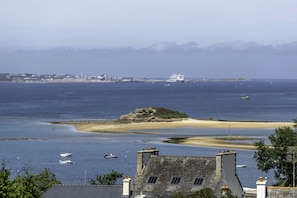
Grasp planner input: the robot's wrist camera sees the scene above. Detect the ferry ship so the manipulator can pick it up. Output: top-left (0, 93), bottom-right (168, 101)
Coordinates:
top-left (166, 74), bottom-right (185, 82)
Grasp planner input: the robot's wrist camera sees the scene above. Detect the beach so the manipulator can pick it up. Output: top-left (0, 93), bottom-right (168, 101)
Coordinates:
top-left (61, 118), bottom-right (295, 132)
top-left (56, 118), bottom-right (294, 150)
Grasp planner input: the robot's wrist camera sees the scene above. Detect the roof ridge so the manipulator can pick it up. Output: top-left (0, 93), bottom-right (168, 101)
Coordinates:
top-left (52, 184), bottom-right (123, 187)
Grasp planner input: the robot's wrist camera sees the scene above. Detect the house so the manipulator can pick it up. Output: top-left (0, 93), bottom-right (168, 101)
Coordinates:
top-left (132, 148), bottom-right (243, 198)
top-left (43, 148), bottom-right (243, 198)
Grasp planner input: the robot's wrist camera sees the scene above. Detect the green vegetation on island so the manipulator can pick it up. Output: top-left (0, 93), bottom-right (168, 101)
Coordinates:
top-left (119, 107), bottom-right (189, 122)
top-left (145, 107), bottom-right (188, 119)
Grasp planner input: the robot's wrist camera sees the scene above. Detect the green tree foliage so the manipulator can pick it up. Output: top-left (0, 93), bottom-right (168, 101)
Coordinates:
top-left (221, 186), bottom-right (237, 198)
top-left (89, 170), bottom-right (123, 185)
top-left (174, 192), bottom-right (185, 198)
top-left (0, 162), bottom-right (61, 197)
top-left (34, 168), bottom-right (61, 192)
top-left (174, 188), bottom-right (216, 198)
top-left (154, 107), bottom-right (189, 119)
top-left (254, 119), bottom-right (297, 186)
top-left (0, 161), bottom-right (14, 197)
top-left (135, 107), bottom-right (189, 119)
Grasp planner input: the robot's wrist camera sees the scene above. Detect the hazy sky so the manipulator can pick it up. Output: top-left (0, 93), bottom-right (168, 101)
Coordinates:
top-left (1, 1), bottom-right (297, 78)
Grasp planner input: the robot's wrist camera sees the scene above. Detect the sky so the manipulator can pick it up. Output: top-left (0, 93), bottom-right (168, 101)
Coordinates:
top-left (1, 0), bottom-right (297, 79)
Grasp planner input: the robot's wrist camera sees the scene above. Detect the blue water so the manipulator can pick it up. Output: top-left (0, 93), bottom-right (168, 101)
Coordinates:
top-left (1, 80), bottom-right (297, 188)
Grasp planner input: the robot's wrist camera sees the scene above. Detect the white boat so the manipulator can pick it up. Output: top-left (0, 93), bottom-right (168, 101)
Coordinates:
top-left (166, 74), bottom-right (185, 82)
top-left (240, 95), bottom-right (250, 100)
top-left (104, 153), bottom-right (118, 159)
top-left (59, 160), bottom-right (74, 164)
top-left (236, 164), bottom-right (247, 168)
top-left (60, 153), bottom-right (72, 157)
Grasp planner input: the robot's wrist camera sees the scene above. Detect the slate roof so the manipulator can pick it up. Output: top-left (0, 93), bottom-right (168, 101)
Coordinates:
top-left (43, 184), bottom-right (129, 198)
top-left (43, 149), bottom-right (243, 198)
top-left (133, 155), bottom-right (219, 197)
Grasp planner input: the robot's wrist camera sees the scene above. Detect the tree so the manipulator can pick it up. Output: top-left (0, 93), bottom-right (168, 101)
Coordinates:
top-left (254, 119), bottom-right (297, 186)
top-left (0, 162), bottom-right (61, 197)
top-left (89, 170), bottom-right (123, 185)
top-left (189, 188), bottom-right (216, 198)
top-left (221, 186), bottom-right (237, 198)
top-left (34, 168), bottom-right (61, 193)
top-left (174, 188), bottom-right (216, 198)
top-left (0, 161), bottom-right (14, 197)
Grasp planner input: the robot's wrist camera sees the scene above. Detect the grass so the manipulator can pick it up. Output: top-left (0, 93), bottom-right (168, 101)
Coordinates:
top-left (136, 107), bottom-right (189, 119)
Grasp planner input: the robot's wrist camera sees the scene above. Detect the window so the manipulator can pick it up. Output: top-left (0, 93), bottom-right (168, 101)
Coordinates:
top-left (171, 177), bottom-right (181, 184)
top-left (193, 178), bottom-right (204, 185)
top-left (147, 176), bottom-right (158, 184)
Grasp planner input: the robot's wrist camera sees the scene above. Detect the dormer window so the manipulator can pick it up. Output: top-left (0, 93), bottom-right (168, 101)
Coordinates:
top-left (171, 177), bottom-right (181, 184)
top-left (147, 176), bottom-right (158, 184)
top-left (193, 178), bottom-right (204, 185)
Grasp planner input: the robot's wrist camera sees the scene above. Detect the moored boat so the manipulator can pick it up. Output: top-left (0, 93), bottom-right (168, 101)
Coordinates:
top-left (60, 153), bottom-right (72, 157)
top-left (59, 160), bottom-right (74, 164)
top-left (104, 153), bottom-right (118, 159)
top-left (236, 164), bottom-right (247, 168)
top-left (240, 95), bottom-right (249, 100)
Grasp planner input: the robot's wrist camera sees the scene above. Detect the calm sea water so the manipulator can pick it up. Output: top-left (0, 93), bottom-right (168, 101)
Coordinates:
top-left (1, 80), bottom-right (297, 188)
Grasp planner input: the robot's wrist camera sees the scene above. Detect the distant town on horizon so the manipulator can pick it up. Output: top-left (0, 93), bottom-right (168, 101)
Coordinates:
top-left (0, 73), bottom-right (250, 83)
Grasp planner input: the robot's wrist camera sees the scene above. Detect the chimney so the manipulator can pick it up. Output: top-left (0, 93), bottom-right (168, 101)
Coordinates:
top-left (256, 177), bottom-right (267, 198)
top-left (137, 148), bottom-right (159, 175)
top-left (216, 152), bottom-right (222, 180)
top-left (216, 150), bottom-right (236, 180)
top-left (123, 176), bottom-right (131, 196)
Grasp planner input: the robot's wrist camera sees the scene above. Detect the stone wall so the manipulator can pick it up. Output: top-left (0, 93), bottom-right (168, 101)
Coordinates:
top-left (267, 186), bottom-right (297, 198)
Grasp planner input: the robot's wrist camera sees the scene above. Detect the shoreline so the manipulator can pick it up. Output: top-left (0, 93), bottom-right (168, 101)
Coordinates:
top-left (54, 118), bottom-right (294, 132)
top-left (53, 118), bottom-right (294, 150)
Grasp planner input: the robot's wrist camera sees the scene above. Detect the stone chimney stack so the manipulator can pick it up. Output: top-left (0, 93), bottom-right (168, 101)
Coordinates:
top-left (216, 152), bottom-right (223, 180)
top-left (122, 176), bottom-right (131, 196)
top-left (137, 148), bottom-right (159, 175)
top-left (215, 150), bottom-right (236, 180)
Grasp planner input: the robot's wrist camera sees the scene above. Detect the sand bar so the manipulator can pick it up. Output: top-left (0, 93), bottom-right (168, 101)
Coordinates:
top-left (55, 118), bottom-right (294, 150)
top-left (166, 136), bottom-right (259, 150)
top-left (62, 118), bottom-right (294, 133)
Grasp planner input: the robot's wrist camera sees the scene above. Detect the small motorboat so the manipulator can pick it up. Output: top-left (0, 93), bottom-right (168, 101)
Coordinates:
top-left (236, 164), bottom-right (247, 168)
top-left (60, 153), bottom-right (72, 157)
top-left (59, 160), bottom-right (74, 164)
top-left (240, 95), bottom-right (250, 100)
top-left (104, 153), bottom-right (118, 159)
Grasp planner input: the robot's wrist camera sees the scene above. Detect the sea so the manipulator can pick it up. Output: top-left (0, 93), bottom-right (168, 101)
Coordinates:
top-left (1, 79), bottom-right (297, 188)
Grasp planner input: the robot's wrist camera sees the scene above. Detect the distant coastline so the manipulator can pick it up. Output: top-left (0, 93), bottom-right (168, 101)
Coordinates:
top-left (0, 73), bottom-right (249, 83)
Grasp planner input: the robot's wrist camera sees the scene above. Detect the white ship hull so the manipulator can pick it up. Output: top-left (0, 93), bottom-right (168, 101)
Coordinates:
top-left (166, 74), bottom-right (185, 82)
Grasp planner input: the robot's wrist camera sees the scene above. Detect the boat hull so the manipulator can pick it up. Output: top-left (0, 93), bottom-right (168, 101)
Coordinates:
top-left (60, 153), bottom-right (72, 157)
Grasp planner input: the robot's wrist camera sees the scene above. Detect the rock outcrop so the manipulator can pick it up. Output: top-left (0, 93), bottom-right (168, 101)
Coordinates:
top-left (118, 107), bottom-right (188, 123)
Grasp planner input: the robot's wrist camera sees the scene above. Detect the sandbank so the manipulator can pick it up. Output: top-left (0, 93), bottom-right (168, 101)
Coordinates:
top-left (54, 118), bottom-right (294, 150)
top-left (59, 118), bottom-right (294, 133)
top-left (166, 136), bottom-right (259, 150)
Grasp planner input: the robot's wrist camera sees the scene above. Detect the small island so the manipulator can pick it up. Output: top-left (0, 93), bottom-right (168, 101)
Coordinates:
top-left (118, 107), bottom-right (189, 122)
top-left (53, 107), bottom-right (294, 150)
